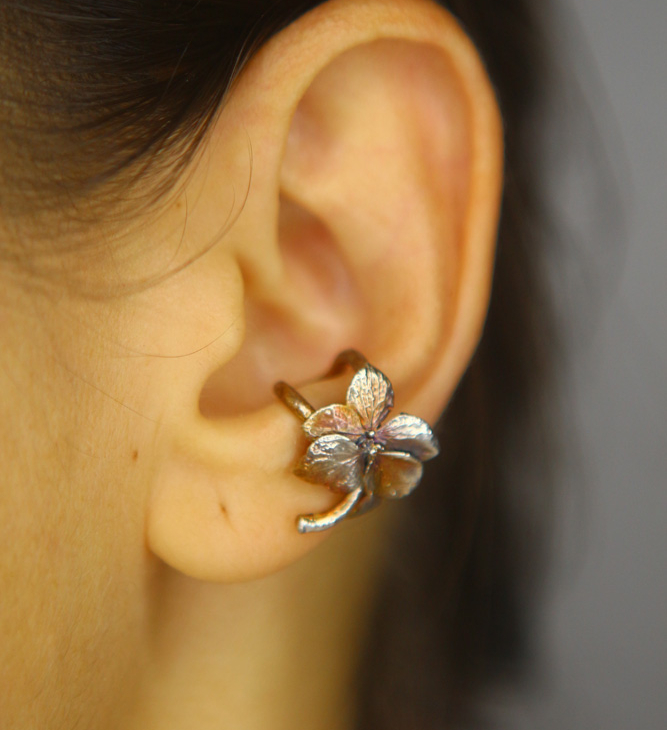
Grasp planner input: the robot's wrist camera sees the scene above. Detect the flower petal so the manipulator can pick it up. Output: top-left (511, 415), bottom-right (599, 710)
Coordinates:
top-left (377, 413), bottom-right (440, 461)
top-left (294, 434), bottom-right (364, 494)
top-left (369, 451), bottom-right (423, 499)
top-left (303, 404), bottom-right (364, 439)
top-left (346, 364), bottom-right (394, 430)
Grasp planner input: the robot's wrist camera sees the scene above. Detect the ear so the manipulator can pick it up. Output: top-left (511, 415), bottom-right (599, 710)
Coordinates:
top-left (145, 0), bottom-right (503, 582)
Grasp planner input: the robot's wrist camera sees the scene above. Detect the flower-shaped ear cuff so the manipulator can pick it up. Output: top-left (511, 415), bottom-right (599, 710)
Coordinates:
top-left (274, 350), bottom-right (440, 533)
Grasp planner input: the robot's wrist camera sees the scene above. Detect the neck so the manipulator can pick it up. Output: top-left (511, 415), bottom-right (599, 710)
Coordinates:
top-left (124, 511), bottom-right (391, 730)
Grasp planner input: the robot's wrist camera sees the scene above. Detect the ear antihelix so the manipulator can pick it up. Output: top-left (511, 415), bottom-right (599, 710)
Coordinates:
top-left (277, 26), bottom-right (502, 400)
top-left (275, 349), bottom-right (440, 533)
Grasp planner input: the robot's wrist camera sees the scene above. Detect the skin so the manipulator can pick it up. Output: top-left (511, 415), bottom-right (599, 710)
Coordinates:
top-left (0, 1), bottom-right (502, 728)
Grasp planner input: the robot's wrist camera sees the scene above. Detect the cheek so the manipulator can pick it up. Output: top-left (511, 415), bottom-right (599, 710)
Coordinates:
top-left (0, 368), bottom-right (151, 729)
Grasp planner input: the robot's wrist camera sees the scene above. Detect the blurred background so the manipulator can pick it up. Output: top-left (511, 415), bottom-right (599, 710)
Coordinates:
top-left (499, 0), bottom-right (666, 727)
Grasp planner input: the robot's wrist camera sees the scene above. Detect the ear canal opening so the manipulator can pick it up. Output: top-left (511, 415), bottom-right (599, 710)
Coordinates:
top-left (198, 194), bottom-right (360, 420)
top-left (197, 298), bottom-right (285, 419)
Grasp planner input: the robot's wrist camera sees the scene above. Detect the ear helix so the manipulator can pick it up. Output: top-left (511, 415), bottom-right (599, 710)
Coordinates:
top-left (274, 349), bottom-right (440, 533)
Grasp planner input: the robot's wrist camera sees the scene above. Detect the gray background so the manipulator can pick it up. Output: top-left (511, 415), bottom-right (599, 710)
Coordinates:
top-left (499, 0), bottom-right (666, 727)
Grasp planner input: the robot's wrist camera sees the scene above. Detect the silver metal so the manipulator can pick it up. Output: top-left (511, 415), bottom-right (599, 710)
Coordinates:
top-left (274, 349), bottom-right (440, 533)
top-left (296, 487), bottom-right (364, 534)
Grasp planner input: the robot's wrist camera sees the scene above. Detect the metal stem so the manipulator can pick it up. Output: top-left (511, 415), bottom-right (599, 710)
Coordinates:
top-left (273, 381), bottom-right (315, 422)
top-left (323, 349), bottom-right (368, 378)
top-left (296, 487), bottom-right (364, 533)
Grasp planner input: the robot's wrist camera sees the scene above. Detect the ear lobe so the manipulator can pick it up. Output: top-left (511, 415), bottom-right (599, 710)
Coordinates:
top-left (147, 396), bottom-right (345, 583)
top-left (146, 0), bottom-right (503, 583)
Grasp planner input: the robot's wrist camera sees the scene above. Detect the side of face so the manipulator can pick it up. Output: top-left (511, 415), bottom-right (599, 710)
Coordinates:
top-left (0, 1), bottom-right (503, 726)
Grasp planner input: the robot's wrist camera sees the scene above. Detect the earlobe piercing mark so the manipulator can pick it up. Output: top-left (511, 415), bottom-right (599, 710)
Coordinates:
top-left (274, 349), bottom-right (440, 534)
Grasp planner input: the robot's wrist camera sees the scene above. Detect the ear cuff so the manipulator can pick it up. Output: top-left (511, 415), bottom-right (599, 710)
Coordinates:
top-left (274, 350), bottom-right (440, 533)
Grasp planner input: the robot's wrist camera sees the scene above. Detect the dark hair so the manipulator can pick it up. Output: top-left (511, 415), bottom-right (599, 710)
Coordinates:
top-left (0, 1), bottom-right (555, 727)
